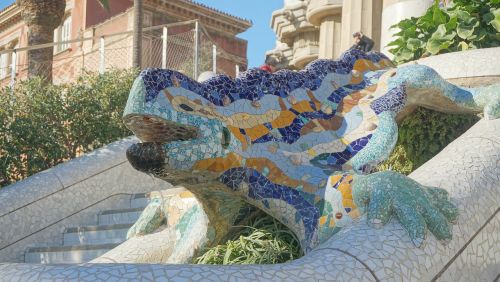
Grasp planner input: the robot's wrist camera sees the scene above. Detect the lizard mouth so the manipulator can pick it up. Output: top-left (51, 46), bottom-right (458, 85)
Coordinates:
top-left (123, 114), bottom-right (200, 173)
top-left (123, 114), bottom-right (199, 143)
top-left (126, 142), bottom-right (166, 173)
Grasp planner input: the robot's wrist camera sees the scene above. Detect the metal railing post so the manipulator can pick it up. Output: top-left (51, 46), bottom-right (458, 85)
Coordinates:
top-left (99, 37), bottom-right (105, 74)
top-left (212, 44), bottom-right (217, 73)
top-left (10, 50), bottom-right (16, 88)
top-left (162, 27), bottom-right (168, 69)
top-left (193, 21), bottom-right (199, 79)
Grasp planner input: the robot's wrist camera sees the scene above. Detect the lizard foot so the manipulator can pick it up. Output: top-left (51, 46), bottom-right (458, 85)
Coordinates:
top-left (352, 171), bottom-right (459, 247)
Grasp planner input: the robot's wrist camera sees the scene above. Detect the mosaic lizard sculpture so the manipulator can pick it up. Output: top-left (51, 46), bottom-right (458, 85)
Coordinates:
top-left (123, 49), bottom-right (499, 257)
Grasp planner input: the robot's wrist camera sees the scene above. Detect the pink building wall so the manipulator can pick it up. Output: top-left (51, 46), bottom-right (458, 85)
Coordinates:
top-left (0, 0), bottom-right (250, 86)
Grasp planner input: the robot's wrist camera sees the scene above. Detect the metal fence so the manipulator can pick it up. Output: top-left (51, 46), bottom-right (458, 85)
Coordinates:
top-left (0, 20), bottom-right (238, 88)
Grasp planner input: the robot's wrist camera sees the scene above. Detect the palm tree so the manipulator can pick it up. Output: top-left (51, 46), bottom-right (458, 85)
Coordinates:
top-left (17, 0), bottom-right (140, 82)
top-left (16, 0), bottom-right (65, 82)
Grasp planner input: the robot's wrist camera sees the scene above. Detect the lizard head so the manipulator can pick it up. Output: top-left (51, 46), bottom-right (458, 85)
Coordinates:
top-left (123, 69), bottom-right (239, 177)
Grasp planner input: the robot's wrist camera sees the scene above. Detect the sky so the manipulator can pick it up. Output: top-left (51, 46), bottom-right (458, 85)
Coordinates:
top-left (195, 0), bottom-right (283, 67)
top-left (0, 0), bottom-right (283, 68)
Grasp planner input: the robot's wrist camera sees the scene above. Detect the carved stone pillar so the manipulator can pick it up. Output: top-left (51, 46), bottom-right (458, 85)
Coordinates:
top-left (317, 15), bottom-right (341, 59)
top-left (307, 0), bottom-right (343, 59)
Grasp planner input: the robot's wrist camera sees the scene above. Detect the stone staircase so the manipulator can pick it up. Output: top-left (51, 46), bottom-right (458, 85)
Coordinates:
top-left (24, 194), bottom-right (150, 264)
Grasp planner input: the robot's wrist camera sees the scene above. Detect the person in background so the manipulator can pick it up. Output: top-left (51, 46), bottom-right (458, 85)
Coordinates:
top-left (351, 32), bottom-right (375, 52)
top-left (260, 56), bottom-right (279, 73)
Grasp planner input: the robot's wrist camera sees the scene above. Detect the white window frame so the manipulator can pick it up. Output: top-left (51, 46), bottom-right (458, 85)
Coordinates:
top-left (54, 15), bottom-right (72, 54)
top-left (0, 51), bottom-right (9, 79)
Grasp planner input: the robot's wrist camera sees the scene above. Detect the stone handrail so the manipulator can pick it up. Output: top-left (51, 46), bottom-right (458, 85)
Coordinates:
top-left (0, 137), bottom-right (172, 263)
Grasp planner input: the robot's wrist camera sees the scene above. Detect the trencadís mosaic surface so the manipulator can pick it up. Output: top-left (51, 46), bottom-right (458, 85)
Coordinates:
top-left (123, 49), bottom-right (500, 253)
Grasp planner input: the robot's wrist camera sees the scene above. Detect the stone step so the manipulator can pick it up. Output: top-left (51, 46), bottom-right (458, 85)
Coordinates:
top-left (25, 243), bottom-right (119, 264)
top-left (62, 224), bottom-right (132, 246)
top-left (130, 193), bottom-right (150, 209)
top-left (98, 207), bottom-right (144, 225)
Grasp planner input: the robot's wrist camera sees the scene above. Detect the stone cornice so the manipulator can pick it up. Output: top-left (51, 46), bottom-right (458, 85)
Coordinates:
top-left (148, 0), bottom-right (252, 36)
top-left (0, 4), bottom-right (21, 33)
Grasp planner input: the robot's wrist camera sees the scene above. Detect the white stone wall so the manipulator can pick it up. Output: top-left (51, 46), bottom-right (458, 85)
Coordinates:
top-left (0, 137), bottom-right (172, 262)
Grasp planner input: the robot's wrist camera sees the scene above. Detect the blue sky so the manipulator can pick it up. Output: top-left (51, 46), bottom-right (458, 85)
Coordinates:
top-left (0, 0), bottom-right (282, 68)
top-left (196, 0), bottom-right (283, 67)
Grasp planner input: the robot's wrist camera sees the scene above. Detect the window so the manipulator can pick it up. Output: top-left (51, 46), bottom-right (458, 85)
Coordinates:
top-left (0, 52), bottom-right (9, 79)
top-left (54, 15), bottom-right (72, 53)
top-left (0, 42), bottom-right (18, 79)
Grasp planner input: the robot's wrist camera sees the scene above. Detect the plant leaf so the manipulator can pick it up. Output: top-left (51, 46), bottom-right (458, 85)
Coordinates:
top-left (407, 38), bottom-right (423, 51)
top-left (398, 48), bottom-right (415, 61)
top-left (445, 14), bottom-right (458, 30)
top-left (457, 18), bottom-right (479, 39)
top-left (490, 8), bottom-right (500, 32)
top-left (432, 4), bottom-right (448, 25)
top-left (457, 41), bottom-right (469, 51)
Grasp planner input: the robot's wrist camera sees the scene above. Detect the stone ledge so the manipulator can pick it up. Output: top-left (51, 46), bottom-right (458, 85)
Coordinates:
top-left (0, 136), bottom-right (139, 216)
top-left (409, 47), bottom-right (500, 81)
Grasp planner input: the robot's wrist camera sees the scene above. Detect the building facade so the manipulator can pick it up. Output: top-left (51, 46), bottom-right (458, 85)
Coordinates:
top-left (0, 0), bottom-right (252, 86)
top-left (267, 0), bottom-right (445, 70)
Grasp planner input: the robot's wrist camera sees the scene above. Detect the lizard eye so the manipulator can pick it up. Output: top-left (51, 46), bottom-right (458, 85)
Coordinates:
top-left (221, 127), bottom-right (231, 149)
top-left (179, 104), bottom-right (194, 112)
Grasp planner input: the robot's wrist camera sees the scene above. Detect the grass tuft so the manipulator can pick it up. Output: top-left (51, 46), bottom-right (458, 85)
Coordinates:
top-left (193, 213), bottom-right (303, 265)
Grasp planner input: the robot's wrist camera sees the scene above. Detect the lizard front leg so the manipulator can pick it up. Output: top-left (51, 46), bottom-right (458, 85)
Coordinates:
top-left (351, 171), bottom-right (459, 246)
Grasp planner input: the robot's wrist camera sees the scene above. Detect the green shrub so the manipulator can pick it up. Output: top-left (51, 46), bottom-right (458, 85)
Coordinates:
top-left (194, 212), bottom-right (303, 265)
top-left (378, 108), bottom-right (480, 174)
top-left (0, 69), bottom-right (137, 187)
top-left (389, 0), bottom-right (500, 64)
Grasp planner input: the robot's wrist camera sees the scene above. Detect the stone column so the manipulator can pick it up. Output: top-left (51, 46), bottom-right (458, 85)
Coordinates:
top-left (318, 15), bottom-right (342, 59)
top-left (380, 0), bottom-right (434, 58)
top-left (307, 0), bottom-right (343, 59)
top-left (339, 0), bottom-right (383, 52)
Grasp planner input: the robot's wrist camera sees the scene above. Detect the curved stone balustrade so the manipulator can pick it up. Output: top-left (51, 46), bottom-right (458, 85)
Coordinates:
top-left (0, 118), bottom-right (498, 280)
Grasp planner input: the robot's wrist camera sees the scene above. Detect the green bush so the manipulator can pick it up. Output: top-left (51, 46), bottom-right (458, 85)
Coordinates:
top-left (194, 212), bottom-right (303, 265)
top-left (378, 108), bottom-right (480, 174)
top-left (0, 69), bottom-right (137, 187)
top-left (389, 0), bottom-right (500, 64)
